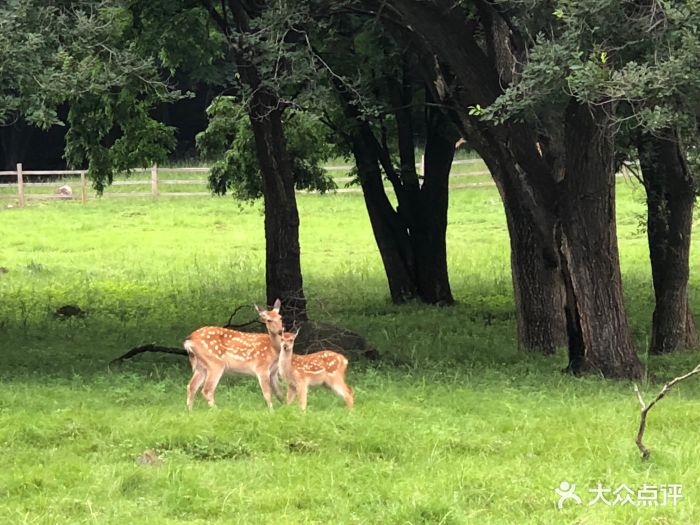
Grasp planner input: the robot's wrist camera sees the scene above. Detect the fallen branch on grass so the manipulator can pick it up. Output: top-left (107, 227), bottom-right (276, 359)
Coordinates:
top-left (110, 304), bottom-right (261, 364)
top-left (633, 363), bottom-right (700, 460)
top-left (110, 305), bottom-right (379, 364)
top-left (110, 343), bottom-right (187, 365)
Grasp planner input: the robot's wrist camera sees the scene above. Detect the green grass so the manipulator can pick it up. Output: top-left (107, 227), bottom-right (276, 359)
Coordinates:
top-left (1, 176), bottom-right (700, 524)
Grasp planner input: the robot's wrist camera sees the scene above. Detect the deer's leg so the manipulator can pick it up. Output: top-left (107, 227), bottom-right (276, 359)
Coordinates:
top-left (256, 371), bottom-right (275, 410)
top-left (201, 367), bottom-right (225, 408)
top-left (269, 362), bottom-right (283, 402)
top-left (186, 368), bottom-right (207, 411)
top-left (298, 381), bottom-right (309, 412)
top-left (286, 384), bottom-right (297, 405)
top-left (331, 381), bottom-right (354, 410)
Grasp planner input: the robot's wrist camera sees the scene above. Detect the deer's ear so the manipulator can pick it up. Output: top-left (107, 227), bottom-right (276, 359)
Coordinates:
top-left (294, 327), bottom-right (301, 337)
top-left (254, 304), bottom-right (264, 314)
top-left (273, 298), bottom-right (282, 312)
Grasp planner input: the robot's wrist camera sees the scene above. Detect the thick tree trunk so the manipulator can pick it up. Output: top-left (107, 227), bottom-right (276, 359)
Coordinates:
top-left (504, 195), bottom-right (566, 353)
top-left (638, 131), bottom-right (698, 354)
top-left (246, 91), bottom-right (307, 328)
top-left (557, 103), bottom-right (642, 378)
top-left (212, 1), bottom-right (307, 329)
top-left (458, 124), bottom-right (567, 354)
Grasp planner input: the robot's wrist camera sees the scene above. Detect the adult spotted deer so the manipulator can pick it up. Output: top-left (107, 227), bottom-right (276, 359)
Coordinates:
top-left (183, 300), bottom-right (284, 410)
top-left (256, 303), bottom-right (353, 411)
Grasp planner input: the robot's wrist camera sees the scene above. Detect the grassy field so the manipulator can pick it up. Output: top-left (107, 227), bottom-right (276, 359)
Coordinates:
top-left (1, 172), bottom-right (700, 524)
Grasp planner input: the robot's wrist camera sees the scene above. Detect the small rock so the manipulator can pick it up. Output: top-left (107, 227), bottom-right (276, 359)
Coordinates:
top-left (56, 185), bottom-right (73, 198)
top-left (0, 267), bottom-right (8, 274)
top-left (53, 305), bottom-right (87, 318)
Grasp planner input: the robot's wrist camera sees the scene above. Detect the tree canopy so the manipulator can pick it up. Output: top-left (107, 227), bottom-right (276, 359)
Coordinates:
top-left (5, 0), bottom-right (700, 375)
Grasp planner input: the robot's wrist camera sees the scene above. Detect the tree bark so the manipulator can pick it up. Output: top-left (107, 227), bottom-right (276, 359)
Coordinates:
top-left (638, 131), bottom-right (698, 354)
top-left (351, 131), bottom-right (419, 303)
top-left (556, 103), bottom-right (642, 378)
top-left (471, 137), bottom-right (567, 354)
top-left (336, 74), bottom-right (454, 305)
top-left (248, 92), bottom-right (308, 328)
top-left (410, 108), bottom-right (454, 304)
top-left (504, 194), bottom-right (567, 353)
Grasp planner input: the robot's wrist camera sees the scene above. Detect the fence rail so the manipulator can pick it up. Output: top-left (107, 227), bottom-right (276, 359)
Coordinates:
top-left (1, 160), bottom-right (492, 207)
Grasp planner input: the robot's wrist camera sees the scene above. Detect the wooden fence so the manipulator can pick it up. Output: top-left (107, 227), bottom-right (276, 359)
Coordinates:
top-left (0, 160), bottom-right (491, 207)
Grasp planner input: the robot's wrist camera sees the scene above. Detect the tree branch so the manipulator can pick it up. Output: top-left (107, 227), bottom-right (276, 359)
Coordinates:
top-left (633, 363), bottom-right (700, 460)
top-left (199, 0), bottom-right (229, 36)
top-left (223, 303), bottom-right (258, 328)
top-left (110, 344), bottom-right (187, 365)
top-left (110, 303), bottom-right (262, 365)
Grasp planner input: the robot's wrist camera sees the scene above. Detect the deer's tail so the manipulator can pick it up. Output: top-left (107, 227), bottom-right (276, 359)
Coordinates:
top-left (183, 339), bottom-right (196, 354)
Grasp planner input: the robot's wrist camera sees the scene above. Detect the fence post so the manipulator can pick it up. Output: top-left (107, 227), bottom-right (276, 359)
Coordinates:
top-left (17, 163), bottom-right (25, 208)
top-left (151, 163), bottom-right (159, 197)
top-left (80, 171), bottom-right (87, 204)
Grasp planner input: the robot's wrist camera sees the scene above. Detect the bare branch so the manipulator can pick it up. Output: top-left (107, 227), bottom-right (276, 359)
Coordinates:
top-left (223, 303), bottom-right (262, 328)
top-left (633, 363), bottom-right (700, 460)
top-left (109, 344), bottom-right (187, 365)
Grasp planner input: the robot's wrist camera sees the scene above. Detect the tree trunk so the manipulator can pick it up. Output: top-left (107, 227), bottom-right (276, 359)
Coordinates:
top-left (457, 122), bottom-right (567, 354)
top-left (407, 105), bottom-right (455, 304)
top-left (557, 103), bottom-right (642, 378)
top-left (638, 131), bottom-right (698, 354)
top-left (207, 0), bottom-right (308, 329)
top-left (504, 195), bottom-right (566, 354)
top-left (247, 94), bottom-right (307, 328)
top-left (351, 133), bottom-right (419, 303)
top-left (350, 121), bottom-right (455, 304)
top-left (232, 42), bottom-right (307, 326)
top-left (384, 73), bottom-right (455, 305)
top-left (337, 77), bottom-right (454, 305)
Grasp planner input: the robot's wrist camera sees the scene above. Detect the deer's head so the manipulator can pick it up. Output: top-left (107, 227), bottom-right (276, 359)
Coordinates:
top-left (255, 298), bottom-right (283, 332)
top-left (280, 329), bottom-right (299, 353)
